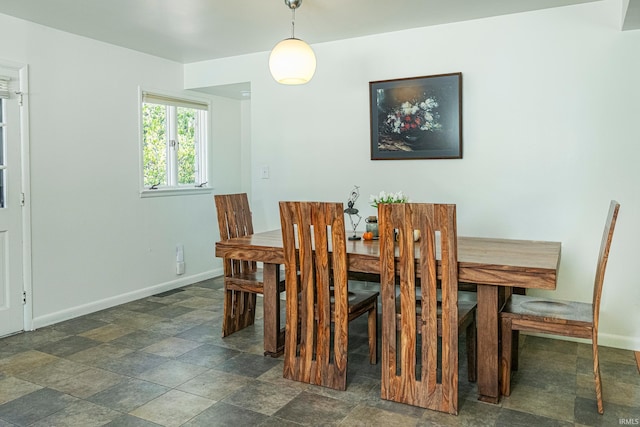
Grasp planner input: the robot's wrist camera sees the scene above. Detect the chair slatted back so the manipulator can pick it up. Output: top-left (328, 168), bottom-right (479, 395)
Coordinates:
top-left (215, 193), bottom-right (257, 276)
top-left (279, 201), bottom-right (350, 390)
top-left (379, 203), bottom-right (459, 414)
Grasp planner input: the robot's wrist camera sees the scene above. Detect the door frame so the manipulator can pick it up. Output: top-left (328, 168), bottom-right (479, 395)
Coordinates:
top-left (1, 59), bottom-right (33, 332)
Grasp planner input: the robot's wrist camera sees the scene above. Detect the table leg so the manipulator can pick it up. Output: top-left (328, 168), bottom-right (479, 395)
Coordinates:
top-left (262, 263), bottom-right (284, 357)
top-left (476, 284), bottom-right (500, 403)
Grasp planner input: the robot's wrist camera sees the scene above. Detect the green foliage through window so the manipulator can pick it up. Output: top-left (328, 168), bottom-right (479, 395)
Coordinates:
top-left (141, 93), bottom-right (208, 190)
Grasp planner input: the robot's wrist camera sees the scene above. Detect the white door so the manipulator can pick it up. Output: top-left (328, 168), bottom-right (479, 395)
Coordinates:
top-left (0, 67), bottom-right (24, 337)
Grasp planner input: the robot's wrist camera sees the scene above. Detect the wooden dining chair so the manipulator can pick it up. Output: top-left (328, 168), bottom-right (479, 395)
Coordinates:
top-left (379, 203), bottom-right (476, 415)
top-left (214, 193), bottom-right (285, 337)
top-left (279, 201), bottom-right (379, 391)
top-left (500, 200), bottom-right (620, 414)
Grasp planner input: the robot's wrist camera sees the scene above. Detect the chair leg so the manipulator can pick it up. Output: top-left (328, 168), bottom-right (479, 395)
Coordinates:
top-left (511, 330), bottom-right (520, 371)
top-left (222, 289), bottom-right (257, 337)
top-left (592, 335), bottom-right (604, 414)
top-left (239, 292), bottom-right (257, 328)
top-left (368, 303), bottom-right (378, 365)
top-left (222, 288), bottom-right (235, 337)
top-left (466, 318), bottom-right (477, 382)
top-left (500, 317), bottom-right (513, 396)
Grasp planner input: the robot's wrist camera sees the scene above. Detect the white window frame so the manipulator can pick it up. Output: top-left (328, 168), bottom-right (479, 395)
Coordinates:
top-left (138, 87), bottom-right (213, 197)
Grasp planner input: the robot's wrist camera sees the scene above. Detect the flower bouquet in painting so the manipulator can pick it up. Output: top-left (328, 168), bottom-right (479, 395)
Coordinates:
top-left (383, 98), bottom-right (441, 144)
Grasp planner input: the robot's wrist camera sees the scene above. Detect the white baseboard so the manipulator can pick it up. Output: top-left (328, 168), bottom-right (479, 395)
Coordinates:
top-left (31, 268), bottom-right (223, 330)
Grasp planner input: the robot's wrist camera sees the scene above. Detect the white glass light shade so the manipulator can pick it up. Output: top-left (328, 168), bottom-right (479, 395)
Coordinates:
top-left (269, 38), bottom-right (316, 85)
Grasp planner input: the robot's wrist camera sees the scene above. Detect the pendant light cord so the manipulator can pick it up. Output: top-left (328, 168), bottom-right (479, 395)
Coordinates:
top-left (291, 8), bottom-right (296, 39)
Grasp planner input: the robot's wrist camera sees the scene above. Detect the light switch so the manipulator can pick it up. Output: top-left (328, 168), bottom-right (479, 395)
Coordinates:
top-left (260, 166), bottom-right (270, 179)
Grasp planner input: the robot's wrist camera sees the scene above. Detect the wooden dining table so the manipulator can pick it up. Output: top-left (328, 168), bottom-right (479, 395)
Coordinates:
top-left (215, 229), bottom-right (561, 404)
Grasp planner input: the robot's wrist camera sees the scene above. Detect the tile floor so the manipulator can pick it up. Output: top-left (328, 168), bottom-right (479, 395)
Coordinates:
top-left (0, 277), bottom-right (638, 426)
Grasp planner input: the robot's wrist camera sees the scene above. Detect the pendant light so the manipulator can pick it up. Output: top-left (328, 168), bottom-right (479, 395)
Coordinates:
top-left (269, 0), bottom-right (316, 85)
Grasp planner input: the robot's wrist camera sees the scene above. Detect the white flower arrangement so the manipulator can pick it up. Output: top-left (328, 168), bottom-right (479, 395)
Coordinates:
top-left (369, 191), bottom-right (410, 208)
top-left (383, 96), bottom-right (442, 135)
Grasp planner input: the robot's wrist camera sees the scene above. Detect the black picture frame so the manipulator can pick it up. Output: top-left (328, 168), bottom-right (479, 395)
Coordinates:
top-left (370, 73), bottom-right (462, 160)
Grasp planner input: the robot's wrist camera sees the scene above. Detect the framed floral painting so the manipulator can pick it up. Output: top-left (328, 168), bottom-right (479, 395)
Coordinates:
top-left (369, 73), bottom-right (462, 160)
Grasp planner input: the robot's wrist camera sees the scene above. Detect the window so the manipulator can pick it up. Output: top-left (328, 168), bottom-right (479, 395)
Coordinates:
top-left (140, 90), bottom-right (210, 195)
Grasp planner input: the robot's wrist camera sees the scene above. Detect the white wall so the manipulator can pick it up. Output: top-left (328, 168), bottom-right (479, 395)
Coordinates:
top-left (0, 13), bottom-right (244, 327)
top-left (186, 1), bottom-right (640, 350)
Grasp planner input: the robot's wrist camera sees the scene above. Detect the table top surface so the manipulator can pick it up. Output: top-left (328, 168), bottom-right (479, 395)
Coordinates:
top-left (216, 229), bottom-right (562, 290)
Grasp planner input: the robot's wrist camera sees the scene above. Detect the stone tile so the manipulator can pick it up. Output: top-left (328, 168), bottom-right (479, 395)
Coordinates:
top-left (509, 365), bottom-right (577, 394)
top-left (176, 343), bottom-right (241, 368)
top-left (0, 328), bottom-right (70, 349)
top-left (96, 351), bottom-right (170, 377)
top-left (110, 311), bottom-right (166, 330)
top-left (576, 371), bottom-right (640, 408)
top-left (223, 379), bottom-right (301, 416)
top-left (360, 388), bottom-right (427, 419)
top-left (175, 324), bottom-right (220, 345)
top-left (521, 335), bottom-right (579, 355)
top-left (578, 343), bottom-right (638, 366)
top-left (79, 323), bottom-right (136, 342)
top-left (517, 348), bottom-right (578, 374)
top-left (147, 292), bottom-right (193, 305)
top-left (148, 304), bottom-right (195, 319)
top-left (85, 306), bottom-right (139, 323)
top-left (0, 388), bottom-right (78, 426)
top-left (0, 376), bottom-right (43, 405)
top-left (88, 377), bottom-right (169, 413)
top-left (36, 335), bottom-right (102, 357)
top-left (120, 299), bottom-right (167, 313)
top-left (213, 352), bottom-right (281, 378)
top-left (257, 364), bottom-right (310, 391)
top-left (51, 317), bottom-right (110, 335)
top-left (0, 278), bottom-right (638, 427)
top-left (141, 337), bottom-right (202, 358)
top-left (347, 352), bottom-right (383, 380)
top-left (342, 404), bottom-right (419, 426)
top-left (177, 369), bottom-right (253, 400)
top-left (258, 416), bottom-right (306, 427)
top-left (189, 278), bottom-right (223, 290)
top-left (48, 367), bottom-right (125, 398)
top-left (129, 389), bottom-right (214, 427)
top-left (14, 358), bottom-right (90, 387)
top-left (213, 329), bottom-right (267, 356)
top-left (274, 391), bottom-right (357, 425)
top-left (181, 401), bottom-right (269, 427)
top-left (143, 318), bottom-right (203, 336)
top-left (303, 371), bottom-right (379, 404)
top-left (135, 360), bottom-right (208, 388)
top-left (174, 309), bottom-right (219, 325)
top-left (502, 384), bottom-right (575, 422)
top-left (175, 296), bottom-right (218, 310)
top-left (30, 399), bottom-right (121, 427)
top-left (421, 399), bottom-right (502, 426)
top-left (103, 414), bottom-right (164, 426)
top-left (578, 357), bottom-right (640, 386)
top-left (67, 343), bottom-right (135, 366)
top-left (574, 396), bottom-right (640, 426)
top-left (0, 350), bottom-right (58, 376)
top-left (109, 330), bottom-right (173, 350)
top-left (496, 408), bottom-right (573, 426)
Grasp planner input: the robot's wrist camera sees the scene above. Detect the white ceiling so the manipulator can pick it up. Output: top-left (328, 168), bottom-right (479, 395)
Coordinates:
top-left (0, 0), bottom-right (616, 64)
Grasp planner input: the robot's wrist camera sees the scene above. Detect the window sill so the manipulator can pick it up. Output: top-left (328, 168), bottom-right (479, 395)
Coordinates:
top-left (140, 186), bottom-right (214, 198)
